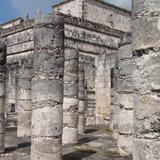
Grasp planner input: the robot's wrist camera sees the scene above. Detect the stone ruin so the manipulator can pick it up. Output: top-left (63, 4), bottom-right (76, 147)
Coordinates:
top-left (0, 0), bottom-right (159, 160)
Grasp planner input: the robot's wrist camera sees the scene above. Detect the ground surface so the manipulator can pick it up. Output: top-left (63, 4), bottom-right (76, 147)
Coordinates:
top-left (0, 126), bottom-right (132, 160)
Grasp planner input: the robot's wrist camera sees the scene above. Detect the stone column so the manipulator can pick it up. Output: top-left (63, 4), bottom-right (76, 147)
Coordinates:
top-left (85, 64), bottom-right (96, 126)
top-left (132, 1), bottom-right (160, 159)
top-left (0, 40), bottom-right (7, 153)
top-left (78, 62), bottom-right (85, 134)
top-left (117, 33), bottom-right (134, 156)
top-left (31, 13), bottom-right (64, 160)
top-left (62, 47), bottom-right (79, 144)
top-left (95, 55), bottom-right (111, 125)
top-left (17, 59), bottom-right (32, 137)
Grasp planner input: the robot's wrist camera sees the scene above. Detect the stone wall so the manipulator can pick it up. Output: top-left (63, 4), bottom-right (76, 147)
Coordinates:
top-left (54, 0), bottom-right (131, 32)
top-left (54, 0), bottom-right (83, 18)
top-left (84, 0), bottom-right (131, 32)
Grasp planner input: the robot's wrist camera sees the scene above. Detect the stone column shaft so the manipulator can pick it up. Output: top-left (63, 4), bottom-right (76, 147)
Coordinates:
top-left (17, 59), bottom-right (32, 137)
top-left (133, 1), bottom-right (160, 159)
top-left (0, 40), bottom-right (6, 153)
top-left (117, 33), bottom-right (134, 156)
top-left (78, 62), bottom-right (85, 134)
top-left (85, 64), bottom-right (96, 126)
top-left (31, 14), bottom-right (64, 160)
top-left (63, 47), bottom-right (79, 144)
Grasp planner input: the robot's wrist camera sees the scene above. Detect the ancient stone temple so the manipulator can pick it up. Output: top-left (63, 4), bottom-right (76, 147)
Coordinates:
top-left (0, 0), bottom-right (159, 160)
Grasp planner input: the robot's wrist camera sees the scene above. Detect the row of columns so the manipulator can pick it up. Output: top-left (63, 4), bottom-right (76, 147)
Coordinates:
top-left (0, 13), bottom-right (88, 159)
top-left (1, 0), bottom-right (160, 159)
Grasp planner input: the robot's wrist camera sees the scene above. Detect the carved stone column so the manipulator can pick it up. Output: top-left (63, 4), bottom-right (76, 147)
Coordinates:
top-left (78, 62), bottom-right (85, 134)
top-left (17, 59), bottom-right (32, 137)
top-left (31, 13), bottom-right (64, 160)
top-left (117, 33), bottom-right (134, 156)
top-left (133, 1), bottom-right (160, 159)
top-left (0, 39), bottom-right (6, 153)
top-left (62, 47), bottom-right (79, 144)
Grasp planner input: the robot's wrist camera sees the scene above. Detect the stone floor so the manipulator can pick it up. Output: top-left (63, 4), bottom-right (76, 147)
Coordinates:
top-left (0, 126), bottom-right (132, 160)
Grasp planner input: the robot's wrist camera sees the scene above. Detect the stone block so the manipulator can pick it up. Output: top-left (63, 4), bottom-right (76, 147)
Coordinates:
top-left (133, 138), bottom-right (160, 160)
top-left (134, 94), bottom-right (160, 136)
top-left (118, 134), bottom-right (133, 156)
top-left (32, 80), bottom-right (63, 103)
top-left (118, 93), bottom-right (133, 109)
top-left (31, 137), bottom-right (62, 160)
top-left (133, 53), bottom-right (160, 93)
top-left (63, 112), bottom-right (79, 127)
top-left (62, 127), bottom-right (78, 144)
top-left (32, 105), bottom-right (63, 137)
top-left (119, 109), bottom-right (133, 134)
top-left (118, 44), bottom-right (132, 60)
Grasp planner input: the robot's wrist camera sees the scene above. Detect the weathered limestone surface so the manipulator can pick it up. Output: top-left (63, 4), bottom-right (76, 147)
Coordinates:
top-left (85, 64), bottom-right (96, 126)
top-left (63, 47), bottom-right (79, 144)
top-left (0, 39), bottom-right (7, 153)
top-left (17, 59), bottom-right (32, 137)
top-left (117, 33), bottom-right (134, 156)
top-left (95, 54), bottom-right (114, 125)
top-left (78, 62), bottom-right (85, 134)
top-left (31, 14), bottom-right (64, 160)
top-left (5, 64), bottom-right (18, 113)
top-left (111, 91), bottom-right (119, 140)
top-left (133, 1), bottom-right (160, 160)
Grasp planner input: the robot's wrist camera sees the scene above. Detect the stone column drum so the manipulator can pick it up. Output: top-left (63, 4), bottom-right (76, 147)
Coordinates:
top-left (63, 47), bottom-right (79, 144)
top-left (117, 33), bottom-right (134, 156)
top-left (0, 39), bottom-right (6, 153)
top-left (133, 1), bottom-right (160, 159)
top-left (17, 59), bottom-right (32, 137)
top-left (31, 13), bottom-right (64, 160)
top-left (78, 62), bottom-right (85, 134)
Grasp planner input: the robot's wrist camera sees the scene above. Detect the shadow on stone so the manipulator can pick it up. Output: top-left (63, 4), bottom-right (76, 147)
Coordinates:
top-left (63, 150), bottom-right (96, 160)
top-left (18, 142), bottom-right (31, 148)
top-left (85, 128), bottom-right (98, 134)
top-left (78, 137), bottom-right (98, 144)
top-left (5, 147), bottom-right (17, 153)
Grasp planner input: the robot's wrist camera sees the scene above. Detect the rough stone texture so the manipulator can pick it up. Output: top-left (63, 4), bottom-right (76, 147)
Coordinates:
top-left (132, 1), bottom-right (160, 160)
top-left (95, 54), bottom-right (115, 125)
top-left (117, 33), bottom-right (134, 156)
top-left (0, 39), bottom-right (7, 153)
top-left (17, 59), bottom-right (32, 137)
top-left (63, 47), bottom-right (79, 144)
top-left (85, 64), bottom-right (96, 126)
top-left (78, 62), bottom-right (86, 134)
top-left (5, 64), bottom-right (19, 113)
top-left (31, 13), bottom-right (64, 160)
